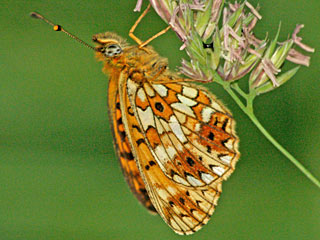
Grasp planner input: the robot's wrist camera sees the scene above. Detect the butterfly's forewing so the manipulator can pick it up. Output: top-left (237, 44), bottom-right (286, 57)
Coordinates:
top-left (117, 71), bottom-right (239, 234)
top-left (108, 72), bottom-right (156, 213)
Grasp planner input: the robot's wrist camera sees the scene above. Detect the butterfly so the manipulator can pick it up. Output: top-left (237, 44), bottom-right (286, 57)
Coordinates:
top-left (31, 4), bottom-right (240, 235)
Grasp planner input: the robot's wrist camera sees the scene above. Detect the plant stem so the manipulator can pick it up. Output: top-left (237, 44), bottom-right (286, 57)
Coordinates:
top-left (247, 114), bottom-right (320, 188)
top-left (231, 83), bottom-right (248, 99)
top-left (213, 72), bottom-right (320, 189)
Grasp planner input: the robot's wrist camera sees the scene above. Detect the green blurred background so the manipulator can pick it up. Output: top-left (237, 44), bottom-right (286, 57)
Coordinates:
top-left (1, 0), bottom-right (319, 239)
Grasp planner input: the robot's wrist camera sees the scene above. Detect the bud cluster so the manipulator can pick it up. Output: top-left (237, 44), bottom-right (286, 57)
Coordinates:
top-left (135, 0), bottom-right (314, 95)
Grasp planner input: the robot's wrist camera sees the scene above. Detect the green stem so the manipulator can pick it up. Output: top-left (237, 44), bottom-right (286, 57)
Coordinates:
top-left (231, 83), bottom-right (248, 100)
top-left (213, 72), bottom-right (320, 189)
top-left (247, 114), bottom-right (320, 189)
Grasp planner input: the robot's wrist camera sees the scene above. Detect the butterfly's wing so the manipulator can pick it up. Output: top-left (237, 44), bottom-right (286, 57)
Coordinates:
top-left (108, 72), bottom-right (156, 213)
top-left (118, 72), bottom-right (239, 234)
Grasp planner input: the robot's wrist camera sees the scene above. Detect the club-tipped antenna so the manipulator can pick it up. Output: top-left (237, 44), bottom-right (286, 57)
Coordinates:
top-left (30, 12), bottom-right (96, 51)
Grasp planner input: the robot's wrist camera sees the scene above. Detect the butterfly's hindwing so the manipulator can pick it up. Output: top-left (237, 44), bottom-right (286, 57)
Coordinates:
top-left (130, 80), bottom-right (239, 187)
top-left (117, 74), bottom-right (239, 235)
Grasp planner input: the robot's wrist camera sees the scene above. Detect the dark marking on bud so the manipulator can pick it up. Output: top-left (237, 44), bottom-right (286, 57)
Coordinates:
top-left (203, 42), bottom-right (214, 50)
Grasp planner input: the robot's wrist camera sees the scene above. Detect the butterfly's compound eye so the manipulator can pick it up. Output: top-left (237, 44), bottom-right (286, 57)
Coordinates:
top-left (105, 44), bottom-right (122, 57)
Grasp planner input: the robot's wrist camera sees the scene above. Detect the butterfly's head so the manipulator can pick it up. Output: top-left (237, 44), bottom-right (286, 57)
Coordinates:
top-left (92, 32), bottom-right (128, 60)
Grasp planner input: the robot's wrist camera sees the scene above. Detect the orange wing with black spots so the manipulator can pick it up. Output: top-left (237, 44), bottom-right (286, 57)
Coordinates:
top-left (108, 74), bottom-right (156, 213)
top-left (117, 76), bottom-right (239, 235)
top-left (127, 80), bottom-right (239, 188)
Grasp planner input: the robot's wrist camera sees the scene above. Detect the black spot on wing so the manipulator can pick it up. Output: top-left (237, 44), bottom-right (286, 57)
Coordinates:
top-left (213, 117), bottom-right (218, 126)
top-left (222, 118), bottom-right (229, 131)
top-left (117, 116), bottom-right (123, 125)
top-left (179, 197), bottom-right (185, 205)
top-left (149, 161), bottom-right (156, 166)
top-left (120, 151), bottom-right (134, 161)
top-left (132, 124), bottom-right (142, 133)
top-left (127, 106), bottom-right (134, 116)
top-left (221, 138), bottom-right (230, 148)
top-left (116, 102), bottom-right (120, 109)
top-left (186, 157), bottom-right (195, 166)
top-left (208, 132), bottom-right (215, 141)
top-left (155, 102), bottom-right (164, 112)
top-left (136, 138), bottom-right (145, 146)
top-left (206, 146), bottom-right (212, 154)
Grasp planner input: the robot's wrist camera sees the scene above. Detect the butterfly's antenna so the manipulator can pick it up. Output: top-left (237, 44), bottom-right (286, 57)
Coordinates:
top-left (30, 12), bottom-right (97, 51)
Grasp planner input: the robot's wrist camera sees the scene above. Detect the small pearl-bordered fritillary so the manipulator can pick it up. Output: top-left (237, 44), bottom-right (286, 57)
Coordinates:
top-left (31, 5), bottom-right (240, 234)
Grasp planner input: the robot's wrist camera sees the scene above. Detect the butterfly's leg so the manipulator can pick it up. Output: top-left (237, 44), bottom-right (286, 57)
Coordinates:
top-left (129, 3), bottom-right (151, 45)
top-left (138, 25), bottom-right (171, 48)
top-left (129, 3), bottom-right (171, 48)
